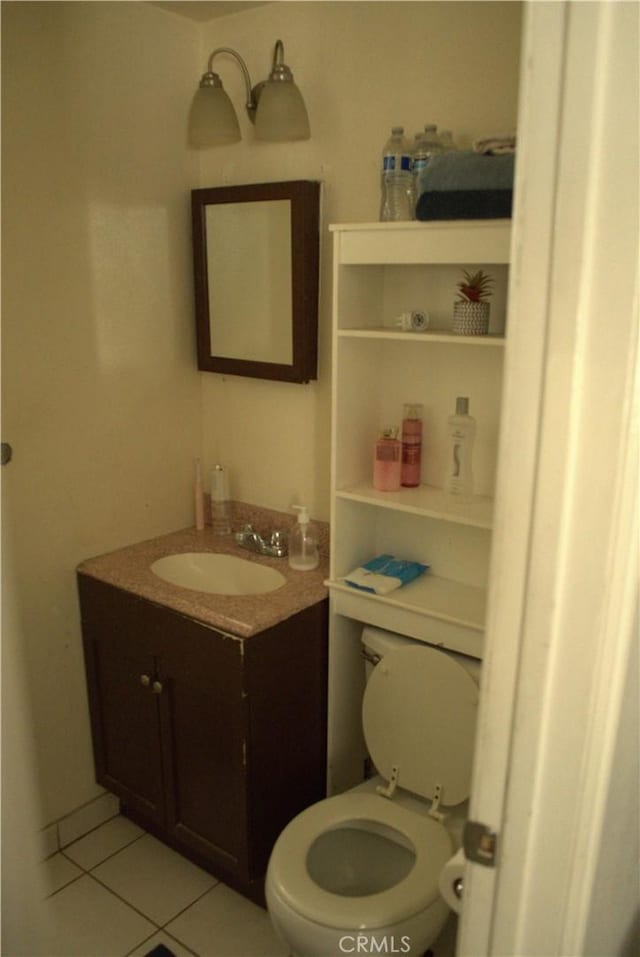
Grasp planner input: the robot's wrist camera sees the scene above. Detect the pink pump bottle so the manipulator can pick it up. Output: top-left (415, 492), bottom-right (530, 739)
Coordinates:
top-left (373, 428), bottom-right (402, 491)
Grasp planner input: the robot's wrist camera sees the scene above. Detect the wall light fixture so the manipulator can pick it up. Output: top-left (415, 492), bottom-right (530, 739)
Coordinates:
top-left (189, 39), bottom-right (310, 147)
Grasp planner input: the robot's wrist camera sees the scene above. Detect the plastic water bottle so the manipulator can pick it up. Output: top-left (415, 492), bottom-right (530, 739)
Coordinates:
top-left (380, 127), bottom-right (413, 221)
top-left (411, 124), bottom-right (443, 209)
top-left (438, 129), bottom-right (458, 152)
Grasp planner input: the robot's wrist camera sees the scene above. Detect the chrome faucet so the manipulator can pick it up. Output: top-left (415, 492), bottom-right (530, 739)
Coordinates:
top-left (235, 524), bottom-right (288, 559)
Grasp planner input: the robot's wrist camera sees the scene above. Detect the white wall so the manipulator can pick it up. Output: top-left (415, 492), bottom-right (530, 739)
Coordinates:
top-left (195, 1), bottom-right (523, 520)
top-left (1, 0), bottom-right (521, 829)
top-left (1, 1), bottom-right (202, 823)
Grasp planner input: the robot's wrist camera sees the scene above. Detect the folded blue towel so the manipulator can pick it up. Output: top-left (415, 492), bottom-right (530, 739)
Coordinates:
top-left (342, 554), bottom-right (429, 595)
top-left (416, 189), bottom-right (513, 221)
top-left (416, 151), bottom-right (515, 221)
top-left (417, 151), bottom-right (515, 194)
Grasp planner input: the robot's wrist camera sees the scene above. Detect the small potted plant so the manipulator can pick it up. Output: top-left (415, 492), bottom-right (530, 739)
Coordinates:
top-left (453, 269), bottom-right (494, 335)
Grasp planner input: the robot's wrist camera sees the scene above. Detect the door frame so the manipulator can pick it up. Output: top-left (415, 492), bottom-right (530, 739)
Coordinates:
top-left (459, 2), bottom-right (639, 954)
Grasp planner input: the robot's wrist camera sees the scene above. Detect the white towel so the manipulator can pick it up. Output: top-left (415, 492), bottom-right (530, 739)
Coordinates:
top-left (473, 132), bottom-right (516, 156)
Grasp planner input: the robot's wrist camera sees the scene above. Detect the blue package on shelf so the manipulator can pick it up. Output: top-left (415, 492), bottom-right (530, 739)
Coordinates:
top-left (342, 554), bottom-right (429, 596)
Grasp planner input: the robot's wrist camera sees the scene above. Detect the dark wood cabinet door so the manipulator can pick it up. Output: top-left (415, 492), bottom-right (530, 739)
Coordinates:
top-left (158, 620), bottom-right (248, 877)
top-left (79, 579), bottom-right (165, 826)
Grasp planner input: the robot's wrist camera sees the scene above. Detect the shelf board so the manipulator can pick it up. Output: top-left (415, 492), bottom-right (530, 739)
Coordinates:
top-left (329, 219), bottom-right (512, 234)
top-left (326, 574), bottom-right (486, 636)
top-left (330, 220), bottom-right (512, 265)
top-left (337, 328), bottom-right (505, 346)
top-left (336, 483), bottom-right (494, 529)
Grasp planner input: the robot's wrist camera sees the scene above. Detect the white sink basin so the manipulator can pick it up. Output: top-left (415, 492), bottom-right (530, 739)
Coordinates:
top-left (150, 552), bottom-right (286, 596)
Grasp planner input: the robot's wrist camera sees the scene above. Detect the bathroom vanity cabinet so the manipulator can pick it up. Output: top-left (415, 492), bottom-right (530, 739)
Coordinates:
top-left (78, 573), bottom-right (328, 903)
top-left (326, 220), bottom-right (511, 792)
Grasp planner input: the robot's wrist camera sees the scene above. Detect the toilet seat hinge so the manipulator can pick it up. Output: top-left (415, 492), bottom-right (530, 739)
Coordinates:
top-left (376, 765), bottom-right (399, 799)
top-left (428, 782), bottom-right (445, 821)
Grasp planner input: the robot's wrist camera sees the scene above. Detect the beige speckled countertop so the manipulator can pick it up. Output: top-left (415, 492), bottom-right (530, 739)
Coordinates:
top-left (77, 510), bottom-right (329, 638)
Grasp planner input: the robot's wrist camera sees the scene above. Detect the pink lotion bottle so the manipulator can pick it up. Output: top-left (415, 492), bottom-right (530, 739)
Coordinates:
top-left (401, 403), bottom-right (423, 487)
top-left (373, 428), bottom-right (402, 491)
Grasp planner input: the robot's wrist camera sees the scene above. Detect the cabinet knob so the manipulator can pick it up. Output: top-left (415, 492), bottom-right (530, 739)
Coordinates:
top-left (140, 674), bottom-right (151, 687)
top-left (152, 680), bottom-right (163, 695)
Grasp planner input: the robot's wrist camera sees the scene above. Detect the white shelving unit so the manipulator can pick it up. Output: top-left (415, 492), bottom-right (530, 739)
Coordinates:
top-left (326, 220), bottom-right (511, 794)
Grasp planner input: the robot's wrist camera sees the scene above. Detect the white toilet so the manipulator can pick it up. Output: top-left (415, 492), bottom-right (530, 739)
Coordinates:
top-left (266, 626), bottom-right (480, 957)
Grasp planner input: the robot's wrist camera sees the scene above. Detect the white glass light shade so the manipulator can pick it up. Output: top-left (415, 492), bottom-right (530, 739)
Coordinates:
top-left (254, 81), bottom-right (310, 142)
top-left (188, 84), bottom-right (241, 147)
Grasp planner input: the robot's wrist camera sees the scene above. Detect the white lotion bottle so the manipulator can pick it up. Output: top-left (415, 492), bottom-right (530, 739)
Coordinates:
top-left (446, 396), bottom-right (476, 497)
top-left (288, 506), bottom-right (319, 571)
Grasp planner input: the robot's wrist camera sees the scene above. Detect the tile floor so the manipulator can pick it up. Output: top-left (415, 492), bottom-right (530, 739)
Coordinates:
top-left (36, 815), bottom-right (288, 957)
top-left (35, 814), bottom-right (459, 957)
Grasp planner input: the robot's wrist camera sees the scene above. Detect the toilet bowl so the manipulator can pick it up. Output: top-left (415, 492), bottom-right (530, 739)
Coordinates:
top-left (266, 633), bottom-right (480, 957)
top-left (266, 790), bottom-right (452, 957)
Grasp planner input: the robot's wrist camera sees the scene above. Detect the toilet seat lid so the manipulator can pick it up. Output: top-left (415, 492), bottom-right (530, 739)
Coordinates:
top-left (363, 644), bottom-right (478, 807)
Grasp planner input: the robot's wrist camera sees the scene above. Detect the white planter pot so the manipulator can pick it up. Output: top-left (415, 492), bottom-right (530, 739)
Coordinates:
top-left (453, 300), bottom-right (490, 335)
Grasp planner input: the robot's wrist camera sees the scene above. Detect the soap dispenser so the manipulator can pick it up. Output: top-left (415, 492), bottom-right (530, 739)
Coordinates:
top-left (288, 506), bottom-right (319, 571)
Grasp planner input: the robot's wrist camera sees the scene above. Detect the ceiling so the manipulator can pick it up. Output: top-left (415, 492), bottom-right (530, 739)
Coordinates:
top-left (149, 1), bottom-right (270, 22)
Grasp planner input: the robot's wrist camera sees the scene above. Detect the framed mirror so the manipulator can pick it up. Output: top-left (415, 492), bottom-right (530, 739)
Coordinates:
top-left (191, 180), bottom-right (320, 383)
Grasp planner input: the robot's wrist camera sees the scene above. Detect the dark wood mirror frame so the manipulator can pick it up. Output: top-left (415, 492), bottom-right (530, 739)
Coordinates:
top-left (191, 180), bottom-right (320, 383)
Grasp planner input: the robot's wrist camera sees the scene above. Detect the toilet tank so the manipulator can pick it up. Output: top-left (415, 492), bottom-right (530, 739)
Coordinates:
top-left (360, 625), bottom-right (415, 678)
top-left (360, 625), bottom-right (481, 684)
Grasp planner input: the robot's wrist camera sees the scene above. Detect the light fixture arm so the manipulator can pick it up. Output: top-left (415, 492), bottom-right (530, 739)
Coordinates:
top-left (201, 47), bottom-right (258, 123)
top-left (268, 40), bottom-right (293, 82)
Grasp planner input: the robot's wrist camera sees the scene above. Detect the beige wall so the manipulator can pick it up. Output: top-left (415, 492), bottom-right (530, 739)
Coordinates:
top-left (1, 0), bottom-right (522, 824)
top-left (196, 1), bottom-right (523, 519)
top-left (1, 1), bottom-right (202, 822)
